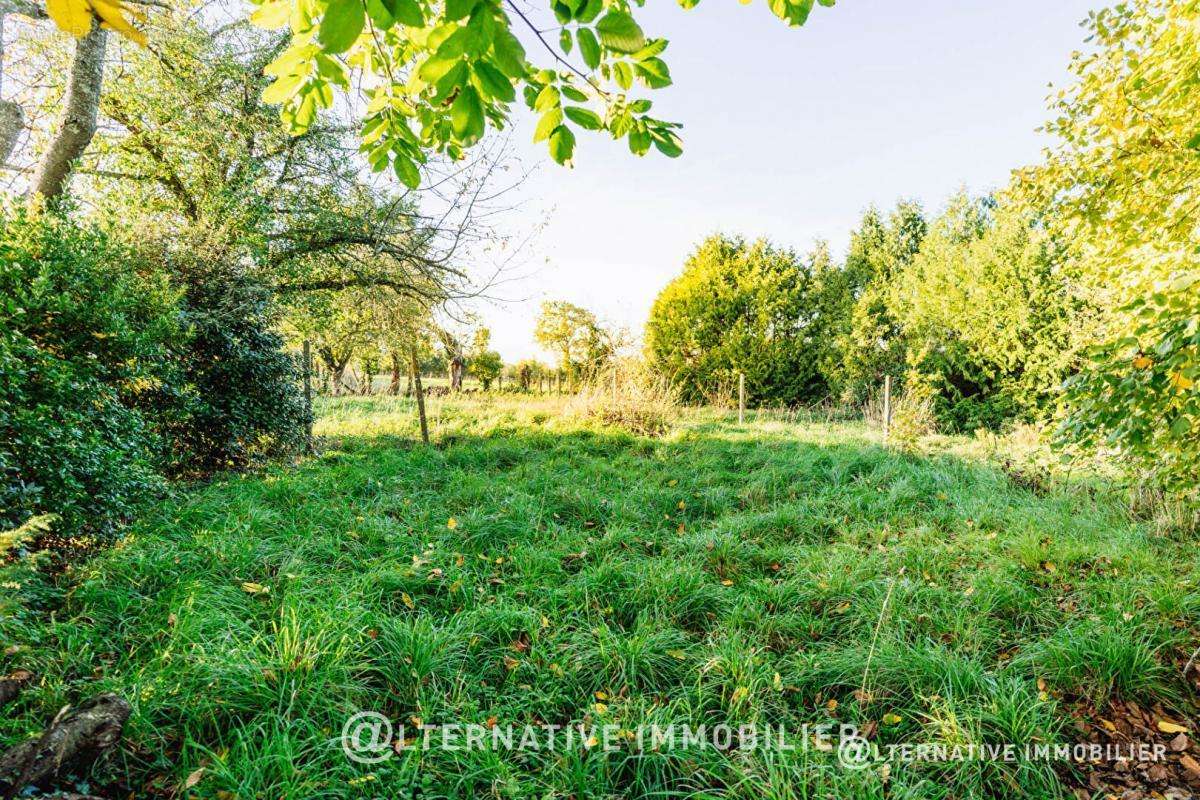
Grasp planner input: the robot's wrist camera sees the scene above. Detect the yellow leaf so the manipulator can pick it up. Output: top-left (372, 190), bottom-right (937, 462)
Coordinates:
top-left (594, 691), bottom-right (608, 700)
top-left (241, 582), bottom-right (268, 595)
top-left (90, 0), bottom-right (147, 45)
top-left (773, 672), bottom-right (782, 691)
top-left (720, 579), bottom-right (733, 586)
top-left (826, 699), bottom-right (838, 711)
top-left (1170, 372), bottom-right (1194, 391)
top-left (46, 0), bottom-right (93, 37)
top-left (249, 0), bottom-right (290, 29)
top-left (1157, 719), bottom-right (1189, 734)
top-left (667, 649), bottom-right (686, 660)
top-left (594, 702), bottom-right (608, 713)
top-left (882, 713), bottom-right (902, 725)
top-left (447, 518), bottom-right (458, 529)
top-left (401, 592), bottom-right (415, 609)
top-left (1133, 356), bottom-right (1153, 369)
top-left (540, 615), bottom-right (550, 629)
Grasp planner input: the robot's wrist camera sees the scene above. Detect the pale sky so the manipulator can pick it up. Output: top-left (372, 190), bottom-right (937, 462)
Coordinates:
top-left (471, 0), bottom-right (1099, 362)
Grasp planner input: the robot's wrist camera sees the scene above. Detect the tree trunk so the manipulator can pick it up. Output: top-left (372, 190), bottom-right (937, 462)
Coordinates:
top-left (0, 100), bottom-right (21, 165)
top-left (448, 356), bottom-right (464, 392)
top-left (0, 694), bottom-right (129, 796)
top-left (389, 351), bottom-right (402, 395)
top-left (410, 346), bottom-right (428, 444)
top-left (29, 23), bottom-right (107, 202)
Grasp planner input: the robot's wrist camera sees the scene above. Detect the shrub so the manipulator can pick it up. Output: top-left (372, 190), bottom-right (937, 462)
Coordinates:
top-left (159, 265), bottom-right (310, 476)
top-left (569, 360), bottom-right (679, 436)
top-left (888, 374), bottom-right (937, 451)
top-left (0, 208), bottom-right (179, 547)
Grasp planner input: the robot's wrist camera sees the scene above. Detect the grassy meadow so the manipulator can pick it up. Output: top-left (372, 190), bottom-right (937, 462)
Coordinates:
top-left (2, 395), bottom-right (1198, 798)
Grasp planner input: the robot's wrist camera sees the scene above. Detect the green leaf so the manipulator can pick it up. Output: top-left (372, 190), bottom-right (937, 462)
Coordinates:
top-left (595, 10), bottom-right (645, 53)
top-left (564, 106), bottom-right (602, 130)
top-left (533, 108), bottom-right (563, 142)
top-left (418, 52), bottom-right (460, 83)
top-left (559, 28), bottom-right (573, 54)
top-left (635, 57), bottom-right (671, 88)
top-left (561, 85), bottom-right (588, 102)
top-left (548, 124), bottom-right (576, 164)
top-left (632, 38), bottom-right (667, 60)
top-left (491, 27), bottom-right (528, 78)
top-left (444, 0), bottom-right (476, 21)
top-left (612, 60), bottom-right (633, 90)
top-left (451, 84), bottom-right (485, 141)
top-left (534, 85), bottom-right (561, 112)
top-left (393, 154), bottom-right (421, 188)
top-left (475, 61), bottom-right (516, 102)
top-left (576, 0), bottom-right (602, 22)
top-left (365, 0), bottom-right (393, 29)
top-left (628, 125), bottom-right (650, 155)
top-left (262, 72), bottom-right (306, 104)
top-left (318, 0), bottom-right (365, 54)
top-left (431, 60), bottom-right (467, 103)
top-left (651, 129), bottom-right (682, 157)
top-left (385, 0), bottom-right (424, 26)
top-left (577, 26), bottom-right (600, 69)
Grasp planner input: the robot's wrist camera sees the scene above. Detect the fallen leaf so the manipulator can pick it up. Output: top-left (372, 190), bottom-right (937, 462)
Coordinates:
top-left (241, 582), bottom-right (268, 595)
top-left (447, 518), bottom-right (458, 530)
top-left (183, 767), bottom-right (205, 790)
top-left (883, 713), bottom-right (902, 725)
top-left (401, 592), bottom-right (415, 609)
top-left (1157, 719), bottom-right (1189, 734)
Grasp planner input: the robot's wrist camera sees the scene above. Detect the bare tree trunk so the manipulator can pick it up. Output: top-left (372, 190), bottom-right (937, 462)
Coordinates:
top-left (29, 23), bottom-right (107, 202)
top-left (448, 356), bottom-right (464, 392)
top-left (389, 351), bottom-right (402, 395)
top-left (410, 346), bottom-right (428, 444)
top-left (0, 100), bottom-right (21, 165)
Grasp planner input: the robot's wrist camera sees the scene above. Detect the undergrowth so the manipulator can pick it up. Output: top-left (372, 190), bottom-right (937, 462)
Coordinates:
top-left (1, 396), bottom-right (1196, 799)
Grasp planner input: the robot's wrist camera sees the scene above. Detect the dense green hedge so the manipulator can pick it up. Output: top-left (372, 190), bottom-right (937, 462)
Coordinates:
top-left (0, 209), bottom-right (308, 552)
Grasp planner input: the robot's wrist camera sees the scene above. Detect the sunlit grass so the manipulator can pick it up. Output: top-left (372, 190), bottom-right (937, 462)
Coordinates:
top-left (2, 396), bottom-right (1196, 798)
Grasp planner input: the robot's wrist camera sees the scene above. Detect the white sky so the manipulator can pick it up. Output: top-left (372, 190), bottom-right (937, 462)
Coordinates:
top-left (470, 0), bottom-right (1098, 362)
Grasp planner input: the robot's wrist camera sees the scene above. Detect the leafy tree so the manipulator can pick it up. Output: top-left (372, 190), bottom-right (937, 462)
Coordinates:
top-left (466, 326), bottom-right (503, 389)
top-left (645, 234), bottom-right (827, 406)
top-left (533, 300), bottom-right (610, 387)
top-left (892, 194), bottom-right (1095, 430)
top-left (1021, 0), bottom-right (1200, 490)
top-left (231, 0), bottom-right (834, 176)
top-left (470, 350), bottom-right (504, 389)
top-left (827, 201), bottom-right (926, 403)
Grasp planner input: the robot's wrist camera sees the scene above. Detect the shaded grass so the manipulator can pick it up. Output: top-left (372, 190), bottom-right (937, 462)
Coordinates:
top-left (1, 396), bottom-right (1197, 799)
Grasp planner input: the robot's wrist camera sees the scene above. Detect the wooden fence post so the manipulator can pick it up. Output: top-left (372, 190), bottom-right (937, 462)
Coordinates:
top-left (738, 372), bottom-right (745, 425)
top-left (410, 346), bottom-right (429, 444)
top-left (883, 375), bottom-right (892, 441)
top-left (302, 340), bottom-right (314, 454)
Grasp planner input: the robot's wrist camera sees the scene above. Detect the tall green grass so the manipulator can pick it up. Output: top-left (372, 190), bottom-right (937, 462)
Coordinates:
top-left (1, 396), bottom-right (1196, 798)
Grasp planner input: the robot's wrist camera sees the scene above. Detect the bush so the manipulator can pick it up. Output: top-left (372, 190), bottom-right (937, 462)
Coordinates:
top-left (569, 360), bottom-right (680, 436)
top-left (159, 265), bottom-right (310, 476)
top-left (0, 209), bottom-right (309, 553)
top-left (888, 374), bottom-right (937, 451)
top-left (0, 208), bottom-right (179, 547)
